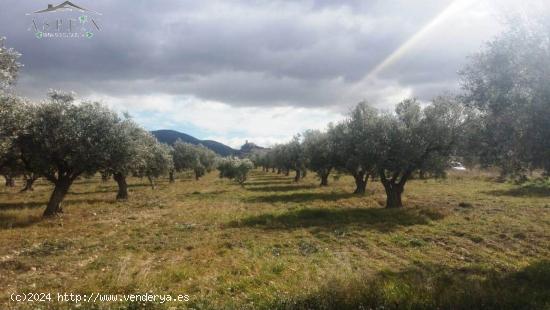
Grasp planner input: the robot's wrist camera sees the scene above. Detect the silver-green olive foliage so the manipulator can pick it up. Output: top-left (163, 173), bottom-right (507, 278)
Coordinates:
top-left (217, 157), bottom-right (254, 185)
top-left (109, 119), bottom-right (151, 175)
top-left (0, 93), bottom-right (29, 166)
top-left (0, 37), bottom-right (21, 91)
top-left (18, 91), bottom-right (122, 216)
top-left (258, 150), bottom-right (275, 171)
top-left (0, 37), bottom-right (25, 165)
top-left (195, 145), bottom-right (218, 179)
top-left (0, 38), bottom-right (33, 188)
top-left (270, 144), bottom-right (292, 174)
top-left (267, 136), bottom-right (308, 181)
top-left (247, 150), bottom-right (271, 171)
top-left (302, 129), bottom-right (337, 186)
top-left (286, 135), bottom-right (308, 181)
top-left (377, 98), bottom-right (467, 208)
top-left (134, 134), bottom-right (174, 188)
top-left (459, 16), bottom-right (550, 176)
top-left (108, 118), bottom-right (155, 199)
top-left (328, 102), bottom-right (381, 194)
top-left (172, 139), bottom-right (217, 180)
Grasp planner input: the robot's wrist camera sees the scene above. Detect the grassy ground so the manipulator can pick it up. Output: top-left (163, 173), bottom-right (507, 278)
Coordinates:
top-left (0, 170), bottom-right (549, 309)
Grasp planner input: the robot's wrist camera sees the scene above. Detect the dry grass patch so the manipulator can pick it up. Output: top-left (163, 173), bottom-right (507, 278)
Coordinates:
top-left (0, 170), bottom-right (549, 309)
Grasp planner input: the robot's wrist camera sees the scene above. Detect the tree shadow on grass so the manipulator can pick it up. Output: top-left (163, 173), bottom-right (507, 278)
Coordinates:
top-left (0, 201), bottom-right (45, 210)
top-left (227, 207), bottom-right (444, 232)
top-left (64, 197), bottom-right (118, 205)
top-left (249, 172), bottom-right (286, 177)
top-left (249, 173), bottom-right (293, 180)
top-left (128, 183), bottom-right (153, 189)
top-left (0, 196), bottom-right (117, 211)
top-left (246, 180), bottom-right (294, 186)
top-left (69, 182), bottom-right (153, 195)
top-left (68, 187), bottom-right (116, 195)
top-left (72, 178), bottom-right (102, 185)
top-left (247, 192), bottom-right (356, 203)
top-left (179, 190), bottom-right (230, 199)
top-left (272, 260), bottom-right (550, 310)
top-left (246, 185), bottom-right (319, 192)
top-left (0, 213), bottom-right (42, 229)
top-left (250, 173), bottom-right (285, 178)
top-left (483, 184), bottom-right (550, 197)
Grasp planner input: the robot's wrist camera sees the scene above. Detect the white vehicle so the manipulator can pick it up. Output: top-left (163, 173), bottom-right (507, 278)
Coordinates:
top-left (450, 161), bottom-right (467, 171)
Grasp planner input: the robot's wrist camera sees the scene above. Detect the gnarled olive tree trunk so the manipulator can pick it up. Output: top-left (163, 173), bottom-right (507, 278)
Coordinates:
top-left (320, 174), bottom-right (329, 186)
top-left (4, 175), bottom-right (15, 187)
top-left (43, 177), bottom-right (72, 217)
top-left (147, 176), bottom-right (156, 189)
top-left (382, 181), bottom-right (404, 208)
top-left (353, 171), bottom-right (369, 194)
top-left (20, 174), bottom-right (38, 192)
top-left (101, 171), bottom-right (110, 182)
top-left (380, 169), bottom-right (412, 209)
top-left (113, 172), bottom-right (128, 200)
top-left (319, 168), bottom-right (331, 186)
top-left (169, 170), bottom-right (175, 183)
top-left (294, 169), bottom-right (301, 182)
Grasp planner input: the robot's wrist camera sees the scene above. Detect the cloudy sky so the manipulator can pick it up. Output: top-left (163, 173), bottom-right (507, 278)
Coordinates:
top-left (0, 0), bottom-right (545, 148)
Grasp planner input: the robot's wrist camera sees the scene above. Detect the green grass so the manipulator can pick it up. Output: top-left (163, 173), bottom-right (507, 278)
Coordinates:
top-left (0, 170), bottom-right (549, 309)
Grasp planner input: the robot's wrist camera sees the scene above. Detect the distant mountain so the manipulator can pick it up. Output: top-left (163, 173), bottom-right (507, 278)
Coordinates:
top-left (152, 130), bottom-right (237, 156)
top-left (200, 140), bottom-right (238, 157)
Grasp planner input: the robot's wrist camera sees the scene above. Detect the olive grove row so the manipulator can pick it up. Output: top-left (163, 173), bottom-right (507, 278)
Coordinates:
top-left (0, 88), bottom-right (256, 216)
top-left (251, 97), bottom-right (469, 208)
top-left (1, 16), bottom-right (549, 215)
top-left (249, 17), bottom-right (550, 205)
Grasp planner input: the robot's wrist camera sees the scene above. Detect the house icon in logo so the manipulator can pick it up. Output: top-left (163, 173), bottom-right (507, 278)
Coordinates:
top-left (31, 1), bottom-right (101, 14)
top-left (26, 0), bottom-right (102, 38)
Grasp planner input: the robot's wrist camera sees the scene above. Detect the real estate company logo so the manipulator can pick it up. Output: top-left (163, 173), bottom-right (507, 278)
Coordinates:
top-left (27, 1), bottom-right (102, 39)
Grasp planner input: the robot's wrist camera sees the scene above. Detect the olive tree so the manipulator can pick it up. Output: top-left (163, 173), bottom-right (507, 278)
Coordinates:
top-left (329, 102), bottom-right (380, 194)
top-left (270, 144), bottom-right (292, 176)
top-left (1, 155), bottom-right (21, 187)
top-left (459, 16), bottom-right (550, 176)
top-left (217, 157), bottom-right (254, 185)
top-left (172, 140), bottom-right (217, 180)
top-left (107, 119), bottom-right (152, 200)
top-left (135, 136), bottom-right (173, 189)
top-left (0, 148), bottom-right (33, 190)
top-left (302, 129), bottom-right (337, 186)
top-left (1, 158), bottom-right (36, 191)
top-left (172, 140), bottom-right (197, 179)
top-left (249, 151), bottom-right (270, 172)
top-left (266, 138), bottom-right (309, 180)
top-left (377, 98), bottom-right (467, 208)
top-left (0, 94), bottom-right (28, 172)
top-left (0, 37), bottom-right (21, 90)
top-left (18, 91), bottom-right (122, 216)
top-left (285, 135), bottom-right (308, 182)
top-left (195, 145), bottom-right (217, 178)
top-left (1, 37), bottom-right (25, 186)
top-left (264, 151), bottom-right (276, 173)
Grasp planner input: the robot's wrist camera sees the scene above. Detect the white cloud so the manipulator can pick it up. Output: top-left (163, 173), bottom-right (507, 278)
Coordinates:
top-left (8, 0), bottom-right (545, 149)
top-left (10, 0), bottom-right (512, 108)
top-left (89, 93), bottom-right (345, 148)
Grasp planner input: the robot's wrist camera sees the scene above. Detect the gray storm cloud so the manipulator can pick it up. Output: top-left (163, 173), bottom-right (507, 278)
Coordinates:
top-left (0, 0), bottom-right (508, 109)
